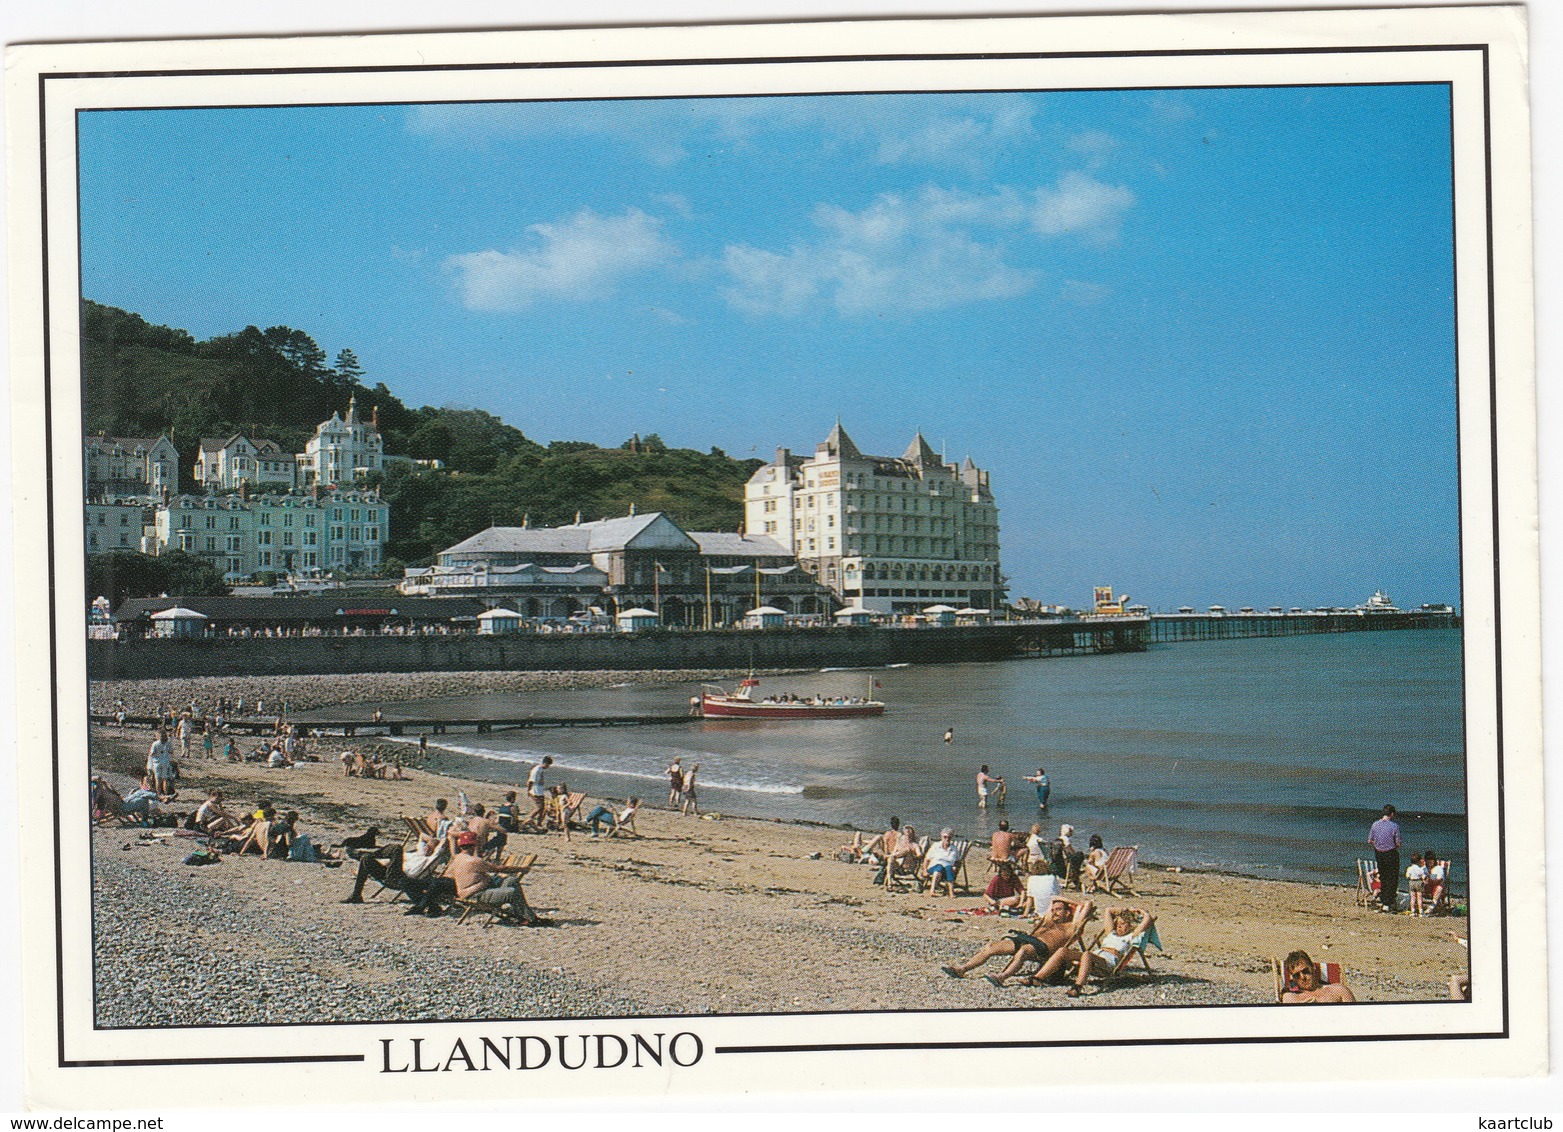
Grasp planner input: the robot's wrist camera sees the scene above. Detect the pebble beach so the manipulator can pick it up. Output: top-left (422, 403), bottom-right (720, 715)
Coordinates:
top-left (89, 669), bottom-right (1468, 1027)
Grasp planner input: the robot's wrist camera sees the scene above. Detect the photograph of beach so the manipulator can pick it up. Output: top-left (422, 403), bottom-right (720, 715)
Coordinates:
top-left (75, 74), bottom-right (1473, 1023)
top-left (9, 4), bottom-right (1540, 1109)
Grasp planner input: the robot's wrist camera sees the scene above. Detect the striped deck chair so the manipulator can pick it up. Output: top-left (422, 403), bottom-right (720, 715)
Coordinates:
top-left (952, 839), bottom-right (976, 893)
top-left (1354, 859), bottom-right (1380, 908)
top-left (1099, 846), bottom-right (1139, 897)
top-left (1273, 956), bottom-right (1345, 1002)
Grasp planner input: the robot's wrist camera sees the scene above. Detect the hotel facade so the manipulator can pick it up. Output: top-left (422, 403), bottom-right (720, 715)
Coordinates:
top-left (745, 424), bottom-right (1004, 615)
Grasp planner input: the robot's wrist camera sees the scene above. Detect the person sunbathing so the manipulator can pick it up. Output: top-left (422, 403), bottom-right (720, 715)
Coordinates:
top-left (835, 831), bottom-right (871, 862)
top-left (585, 797), bottom-right (641, 837)
top-left (1279, 949), bottom-right (1357, 1004)
top-left (195, 789), bottom-right (242, 835)
top-left (942, 897), bottom-right (1095, 986)
top-left (1081, 835), bottom-right (1110, 891)
top-left (921, 828), bottom-right (962, 894)
top-left (1059, 907), bottom-right (1157, 997)
top-left (234, 810), bottom-right (275, 856)
top-left (988, 821), bottom-right (1018, 867)
top-left (984, 860), bottom-right (1025, 911)
top-left (888, 824), bottom-right (923, 876)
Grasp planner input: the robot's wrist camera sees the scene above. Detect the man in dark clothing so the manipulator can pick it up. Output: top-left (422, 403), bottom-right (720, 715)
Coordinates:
top-left (1368, 804), bottom-right (1403, 912)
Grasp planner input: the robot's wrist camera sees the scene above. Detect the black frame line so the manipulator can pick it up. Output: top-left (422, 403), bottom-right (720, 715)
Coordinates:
top-left (36, 37), bottom-right (1505, 1070)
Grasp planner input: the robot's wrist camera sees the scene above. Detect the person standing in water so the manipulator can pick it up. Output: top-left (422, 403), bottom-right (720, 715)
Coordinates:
top-left (1024, 767), bottom-right (1051, 812)
top-left (976, 765), bottom-right (1003, 809)
top-left (943, 728), bottom-right (954, 744)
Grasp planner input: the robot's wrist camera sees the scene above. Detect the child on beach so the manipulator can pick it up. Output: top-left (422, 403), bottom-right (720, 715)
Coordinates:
top-left (1406, 853), bottom-right (1429, 916)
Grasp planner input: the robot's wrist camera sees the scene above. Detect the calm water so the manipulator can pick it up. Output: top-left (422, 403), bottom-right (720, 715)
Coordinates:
top-left (309, 629), bottom-right (1467, 884)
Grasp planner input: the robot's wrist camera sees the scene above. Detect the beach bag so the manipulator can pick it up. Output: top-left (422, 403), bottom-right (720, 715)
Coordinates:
top-left (837, 849), bottom-right (857, 863)
top-left (183, 848), bottom-right (220, 866)
top-left (871, 863), bottom-right (887, 886)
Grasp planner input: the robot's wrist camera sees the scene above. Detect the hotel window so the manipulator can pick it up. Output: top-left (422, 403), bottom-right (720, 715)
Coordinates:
top-left (283, 514), bottom-right (293, 527)
top-left (304, 532), bottom-right (317, 546)
top-left (283, 532), bottom-right (295, 546)
top-left (259, 513), bottom-right (271, 525)
top-left (229, 517), bottom-right (240, 530)
top-left (304, 514), bottom-right (315, 527)
top-left (179, 535), bottom-right (193, 551)
top-left (367, 527), bottom-right (379, 541)
top-left (304, 553), bottom-right (317, 568)
top-left (205, 516), bottom-right (216, 530)
top-left (258, 531), bottom-right (272, 546)
top-left (260, 552), bottom-right (272, 567)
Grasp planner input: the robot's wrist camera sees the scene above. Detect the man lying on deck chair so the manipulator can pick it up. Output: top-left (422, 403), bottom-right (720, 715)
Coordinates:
top-left (941, 897), bottom-right (1095, 986)
top-left (340, 838), bottom-right (448, 906)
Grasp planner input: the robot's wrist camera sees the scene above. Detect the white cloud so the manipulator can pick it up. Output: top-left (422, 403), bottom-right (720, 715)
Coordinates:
top-left (407, 94), bottom-right (1038, 172)
top-left (721, 172), bottom-right (1135, 317)
top-left (1031, 171), bottom-right (1136, 242)
top-left (443, 208), bottom-right (677, 312)
top-left (722, 187), bottom-right (1036, 317)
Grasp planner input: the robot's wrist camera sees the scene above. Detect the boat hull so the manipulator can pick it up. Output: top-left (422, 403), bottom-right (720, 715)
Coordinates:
top-left (700, 697), bottom-right (885, 719)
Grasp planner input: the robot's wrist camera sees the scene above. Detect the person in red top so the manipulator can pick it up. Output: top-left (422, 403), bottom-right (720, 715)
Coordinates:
top-left (985, 860), bottom-right (1025, 911)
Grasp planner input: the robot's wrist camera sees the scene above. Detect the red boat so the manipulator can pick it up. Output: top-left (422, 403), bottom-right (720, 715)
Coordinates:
top-left (699, 676), bottom-right (886, 719)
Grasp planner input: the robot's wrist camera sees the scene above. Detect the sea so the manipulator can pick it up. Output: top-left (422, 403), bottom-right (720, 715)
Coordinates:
top-left (306, 628), bottom-right (1467, 886)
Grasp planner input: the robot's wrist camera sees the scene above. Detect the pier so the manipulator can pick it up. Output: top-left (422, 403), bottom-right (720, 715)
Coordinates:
top-left (1145, 607), bottom-right (1459, 643)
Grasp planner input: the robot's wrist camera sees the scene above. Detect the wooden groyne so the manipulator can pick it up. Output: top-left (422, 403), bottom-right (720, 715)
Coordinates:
top-left (91, 713), bottom-right (694, 736)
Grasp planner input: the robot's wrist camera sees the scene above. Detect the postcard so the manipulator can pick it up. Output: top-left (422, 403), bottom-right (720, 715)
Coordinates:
top-left (4, 4), bottom-right (1540, 1110)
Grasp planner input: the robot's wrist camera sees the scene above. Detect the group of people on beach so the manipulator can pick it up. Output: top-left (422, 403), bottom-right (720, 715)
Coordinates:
top-left (941, 897), bottom-right (1157, 998)
top-left (665, 757), bottom-right (700, 816)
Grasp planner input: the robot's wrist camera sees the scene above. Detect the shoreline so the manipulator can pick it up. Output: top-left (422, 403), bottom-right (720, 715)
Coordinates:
top-left (87, 673), bottom-right (1469, 1024)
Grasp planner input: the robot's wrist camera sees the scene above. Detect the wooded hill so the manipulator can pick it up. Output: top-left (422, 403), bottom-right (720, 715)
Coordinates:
top-left (83, 301), bottom-right (761, 569)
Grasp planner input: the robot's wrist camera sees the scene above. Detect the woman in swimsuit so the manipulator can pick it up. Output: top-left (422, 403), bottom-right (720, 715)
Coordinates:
top-left (1066, 907), bottom-right (1155, 997)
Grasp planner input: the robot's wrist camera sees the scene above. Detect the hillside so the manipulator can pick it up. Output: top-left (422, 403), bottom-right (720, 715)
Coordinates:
top-left (82, 301), bottom-right (761, 567)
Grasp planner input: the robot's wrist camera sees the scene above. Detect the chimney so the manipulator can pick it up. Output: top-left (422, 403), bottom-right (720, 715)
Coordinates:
top-left (775, 447), bottom-right (791, 466)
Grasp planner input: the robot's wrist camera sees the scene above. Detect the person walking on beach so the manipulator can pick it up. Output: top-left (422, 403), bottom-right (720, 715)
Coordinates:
top-left (1024, 767), bottom-right (1050, 812)
top-left (667, 757), bottom-right (685, 808)
top-left (681, 763), bottom-right (700, 817)
top-left (976, 765), bottom-right (1003, 809)
top-left (146, 729), bottom-right (175, 799)
top-left (527, 757), bottom-right (554, 828)
top-left (1368, 804), bottom-right (1403, 912)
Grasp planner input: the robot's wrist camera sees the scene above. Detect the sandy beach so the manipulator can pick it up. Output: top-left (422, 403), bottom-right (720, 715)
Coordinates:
top-left (89, 671), bottom-right (1469, 1026)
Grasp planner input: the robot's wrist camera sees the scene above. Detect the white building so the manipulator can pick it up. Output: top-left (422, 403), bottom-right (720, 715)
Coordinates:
top-left (303, 395), bottom-right (383, 488)
top-left (83, 434), bottom-right (178, 502)
top-left (744, 423), bottom-right (1004, 615)
top-left (85, 501), bottom-right (153, 554)
top-left (194, 434), bottom-right (298, 493)
top-left (154, 489), bottom-right (389, 578)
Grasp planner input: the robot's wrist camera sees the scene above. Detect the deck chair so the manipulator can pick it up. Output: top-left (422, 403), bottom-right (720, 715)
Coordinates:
top-left (883, 838), bottom-right (928, 892)
top-left (374, 838), bottom-right (451, 902)
top-left (400, 814), bottom-right (434, 849)
top-left (606, 806), bottom-right (640, 838)
top-left (1272, 956), bottom-right (1345, 1002)
top-left (952, 839), bottom-right (976, 894)
top-left (1354, 859), bottom-right (1380, 908)
top-left (1099, 919), bottom-right (1160, 986)
top-left (451, 852), bottom-right (539, 926)
top-left (1098, 846), bottom-right (1139, 897)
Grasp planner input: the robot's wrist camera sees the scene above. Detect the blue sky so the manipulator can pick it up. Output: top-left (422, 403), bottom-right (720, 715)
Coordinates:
top-left (77, 84), bottom-right (1459, 609)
